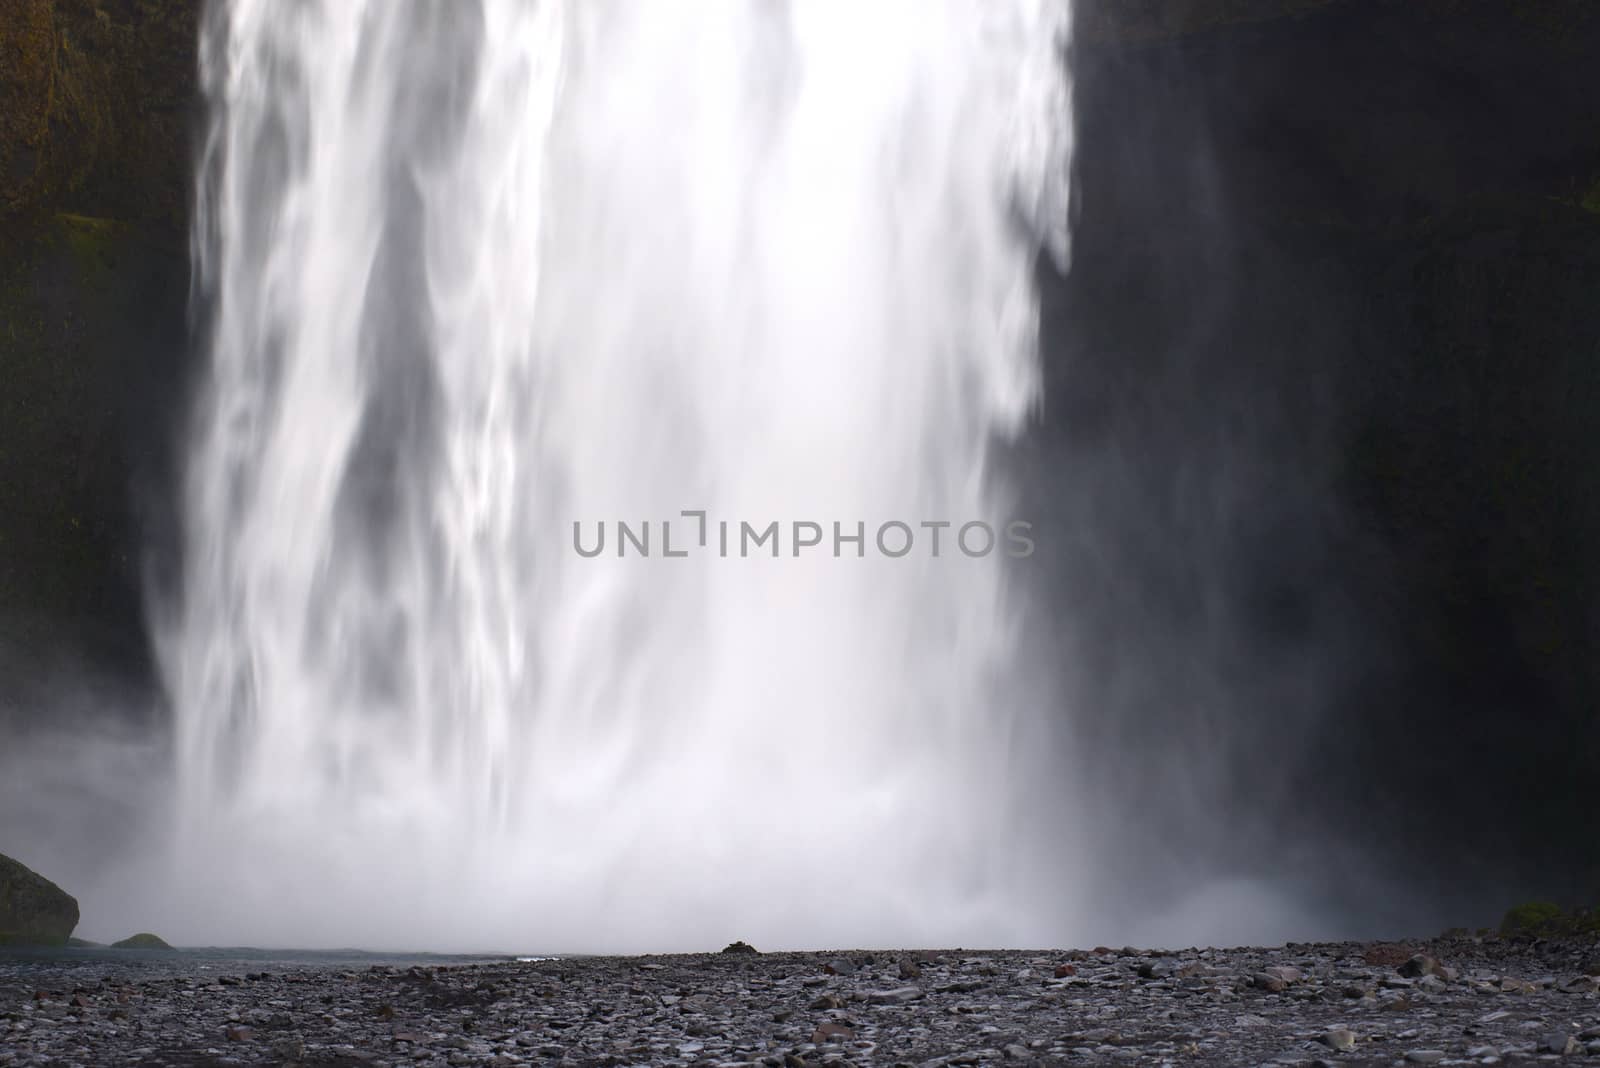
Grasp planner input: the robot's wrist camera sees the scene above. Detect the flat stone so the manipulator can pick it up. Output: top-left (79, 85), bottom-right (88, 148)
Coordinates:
top-left (1320, 1029), bottom-right (1357, 1051)
top-left (809, 1022), bottom-right (854, 1043)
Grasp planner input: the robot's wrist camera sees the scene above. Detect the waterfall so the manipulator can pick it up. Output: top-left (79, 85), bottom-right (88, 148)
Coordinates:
top-left (167, 0), bottom-right (1074, 951)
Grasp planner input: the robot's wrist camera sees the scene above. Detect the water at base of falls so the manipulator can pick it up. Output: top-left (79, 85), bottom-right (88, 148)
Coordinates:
top-left (161, 0), bottom-right (1075, 952)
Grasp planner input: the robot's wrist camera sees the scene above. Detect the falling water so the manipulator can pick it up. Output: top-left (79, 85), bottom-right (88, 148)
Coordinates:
top-left (166, 0), bottom-right (1075, 951)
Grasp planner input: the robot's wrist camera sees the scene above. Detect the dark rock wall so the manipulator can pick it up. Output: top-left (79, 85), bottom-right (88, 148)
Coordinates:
top-left (0, 850), bottom-right (79, 945)
top-left (1, 0), bottom-right (197, 226)
top-left (1033, 0), bottom-right (1600, 921)
top-left (0, 0), bottom-right (198, 673)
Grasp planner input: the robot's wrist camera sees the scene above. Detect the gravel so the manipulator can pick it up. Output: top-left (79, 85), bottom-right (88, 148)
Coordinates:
top-left (2, 936), bottom-right (1598, 1066)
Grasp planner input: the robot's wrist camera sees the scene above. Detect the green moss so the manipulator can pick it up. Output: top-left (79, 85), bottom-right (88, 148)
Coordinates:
top-left (1581, 179), bottom-right (1600, 216)
top-left (1500, 901), bottom-right (1600, 938)
top-left (55, 213), bottom-right (128, 275)
top-left (111, 932), bottom-right (173, 950)
top-left (0, 932), bottom-right (69, 947)
top-left (1501, 900), bottom-right (1566, 935)
top-left (2, 0), bottom-right (200, 226)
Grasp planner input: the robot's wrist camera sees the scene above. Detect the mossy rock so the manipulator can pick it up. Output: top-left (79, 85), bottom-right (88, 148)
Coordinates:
top-left (1500, 901), bottom-right (1600, 938)
top-left (1501, 900), bottom-right (1566, 935)
top-left (0, 0), bottom-right (201, 226)
top-left (0, 852), bottom-right (79, 945)
top-left (111, 932), bottom-right (173, 950)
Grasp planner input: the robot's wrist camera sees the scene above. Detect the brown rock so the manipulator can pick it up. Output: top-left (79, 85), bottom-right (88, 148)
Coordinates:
top-left (1252, 972), bottom-right (1288, 993)
top-left (1398, 954), bottom-right (1441, 978)
top-left (0, 0), bottom-right (53, 210)
top-left (1362, 944), bottom-right (1417, 968)
top-left (809, 1022), bottom-right (855, 1044)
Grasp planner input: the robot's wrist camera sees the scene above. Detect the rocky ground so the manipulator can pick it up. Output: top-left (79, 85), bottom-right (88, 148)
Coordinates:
top-left (2, 937), bottom-right (1599, 1067)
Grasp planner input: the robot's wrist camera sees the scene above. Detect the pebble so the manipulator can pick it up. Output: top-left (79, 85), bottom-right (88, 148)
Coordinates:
top-left (1, 937), bottom-right (1596, 1067)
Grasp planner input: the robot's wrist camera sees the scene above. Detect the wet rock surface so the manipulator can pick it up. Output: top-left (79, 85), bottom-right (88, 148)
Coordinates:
top-left (3, 937), bottom-right (1598, 1066)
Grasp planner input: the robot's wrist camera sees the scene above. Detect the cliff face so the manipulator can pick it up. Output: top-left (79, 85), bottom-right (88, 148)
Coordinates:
top-left (0, 851), bottom-right (79, 946)
top-left (1042, 0), bottom-right (1600, 914)
top-left (0, 0), bottom-right (198, 671)
top-left (0, 0), bottom-right (1597, 914)
top-left (1, 0), bottom-right (197, 226)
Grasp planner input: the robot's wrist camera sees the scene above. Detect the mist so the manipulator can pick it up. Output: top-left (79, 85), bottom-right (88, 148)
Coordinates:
top-left (4, 0), bottom-right (1599, 955)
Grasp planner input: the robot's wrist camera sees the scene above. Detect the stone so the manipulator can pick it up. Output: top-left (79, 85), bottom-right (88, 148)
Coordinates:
top-left (1053, 964), bottom-right (1076, 978)
top-left (721, 941), bottom-right (758, 955)
top-left (809, 1022), bottom-right (855, 1044)
top-left (899, 959), bottom-right (922, 980)
top-left (0, 852), bottom-right (79, 945)
top-left (272, 1036), bottom-right (306, 1061)
top-left (1540, 1033), bottom-right (1577, 1055)
top-left (1252, 972), bottom-right (1288, 993)
top-left (0, 940), bottom-right (1588, 1066)
top-left (1403, 1052), bottom-right (1445, 1064)
top-left (1320, 1029), bottom-right (1357, 1051)
top-left (1398, 955), bottom-right (1440, 978)
top-left (1362, 945), bottom-right (1415, 968)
